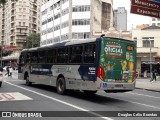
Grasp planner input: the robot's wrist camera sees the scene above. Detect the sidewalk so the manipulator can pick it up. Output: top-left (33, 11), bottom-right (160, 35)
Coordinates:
top-left (136, 78), bottom-right (160, 92)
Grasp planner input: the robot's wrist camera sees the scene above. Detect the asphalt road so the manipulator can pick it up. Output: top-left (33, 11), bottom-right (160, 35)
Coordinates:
top-left (0, 71), bottom-right (160, 120)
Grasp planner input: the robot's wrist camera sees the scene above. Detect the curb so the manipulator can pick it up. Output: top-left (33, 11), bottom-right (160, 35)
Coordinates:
top-left (136, 87), bottom-right (160, 92)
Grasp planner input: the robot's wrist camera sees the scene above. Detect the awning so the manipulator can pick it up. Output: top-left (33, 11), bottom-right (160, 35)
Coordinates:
top-left (2, 52), bottom-right (20, 61)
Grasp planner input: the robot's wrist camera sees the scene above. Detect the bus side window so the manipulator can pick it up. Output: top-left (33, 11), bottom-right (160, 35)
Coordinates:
top-left (25, 53), bottom-right (30, 64)
top-left (69, 45), bottom-right (82, 63)
top-left (84, 44), bottom-right (95, 63)
top-left (47, 49), bottom-right (56, 63)
top-left (31, 52), bottom-right (38, 63)
top-left (57, 47), bottom-right (68, 63)
top-left (39, 50), bottom-right (46, 63)
top-left (19, 55), bottom-right (24, 64)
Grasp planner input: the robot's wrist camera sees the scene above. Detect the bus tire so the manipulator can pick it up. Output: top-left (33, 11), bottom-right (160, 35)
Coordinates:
top-left (84, 90), bottom-right (97, 95)
top-left (0, 82), bottom-right (2, 87)
top-left (25, 75), bottom-right (32, 86)
top-left (56, 77), bottom-right (66, 95)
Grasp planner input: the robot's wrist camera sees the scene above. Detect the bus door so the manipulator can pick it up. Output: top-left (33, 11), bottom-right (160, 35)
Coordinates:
top-left (98, 38), bottom-right (136, 83)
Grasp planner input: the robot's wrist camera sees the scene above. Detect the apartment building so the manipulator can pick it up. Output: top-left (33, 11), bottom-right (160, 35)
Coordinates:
top-left (113, 7), bottom-right (127, 31)
top-left (0, 0), bottom-right (47, 49)
top-left (0, 0), bottom-right (47, 66)
top-left (41, 0), bottom-right (113, 46)
top-left (132, 26), bottom-right (160, 77)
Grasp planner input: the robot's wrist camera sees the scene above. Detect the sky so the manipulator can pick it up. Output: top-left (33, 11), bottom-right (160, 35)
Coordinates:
top-left (113, 0), bottom-right (151, 30)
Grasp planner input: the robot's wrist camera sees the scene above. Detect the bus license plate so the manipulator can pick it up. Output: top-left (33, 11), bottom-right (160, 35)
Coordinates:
top-left (115, 84), bottom-right (123, 87)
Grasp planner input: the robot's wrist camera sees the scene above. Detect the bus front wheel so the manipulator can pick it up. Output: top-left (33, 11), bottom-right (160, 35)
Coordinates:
top-left (56, 77), bottom-right (66, 95)
top-left (25, 76), bottom-right (32, 86)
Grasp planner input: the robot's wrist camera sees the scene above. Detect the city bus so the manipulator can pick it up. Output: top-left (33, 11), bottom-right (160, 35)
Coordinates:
top-left (18, 36), bottom-right (137, 94)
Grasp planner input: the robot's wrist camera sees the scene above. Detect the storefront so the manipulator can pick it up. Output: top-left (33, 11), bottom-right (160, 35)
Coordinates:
top-left (137, 56), bottom-right (160, 77)
top-left (2, 52), bottom-right (20, 67)
top-left (0, 46), bottom-right (20, 67)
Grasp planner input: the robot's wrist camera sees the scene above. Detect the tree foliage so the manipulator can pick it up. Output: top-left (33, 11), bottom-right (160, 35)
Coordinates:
top-left (0, 0), bottom-right (6, 5)
top-left (24, 33), bottom-right (40, 49)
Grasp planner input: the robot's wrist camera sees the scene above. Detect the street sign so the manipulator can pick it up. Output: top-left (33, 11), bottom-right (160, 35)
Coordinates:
top-left (131, 0), bottom-right (160, 18)
top-left (131, 0), bottom-right (160, 10)
top-left (152, 0), bottom-right (160, 3)
top-left (131, 5), bottom-right (160, 18)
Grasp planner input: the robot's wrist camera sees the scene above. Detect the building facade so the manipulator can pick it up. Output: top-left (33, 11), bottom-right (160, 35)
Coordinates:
top-left (0, 0), bottom-right (47, 67)
top-left (151, 18), bottom-right (160, 27)
top-left (132, 26), bottom-right (160, 77)
top-left (0, 0), bottom-right (47, 48)
top-left (113, 7), bottom-right (127, 31)
top-left (40, 0), bottom-right (113, 46)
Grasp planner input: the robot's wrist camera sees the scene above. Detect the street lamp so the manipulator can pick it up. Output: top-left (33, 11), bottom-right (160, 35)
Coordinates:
top-left (146, 39), bottom-right (152, 79)
top-left (149, 40), bottom-right (152, 79)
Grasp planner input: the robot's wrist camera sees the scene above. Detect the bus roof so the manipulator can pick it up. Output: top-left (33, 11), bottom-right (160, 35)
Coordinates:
top-left (21, 37), bottom-right (134, 53)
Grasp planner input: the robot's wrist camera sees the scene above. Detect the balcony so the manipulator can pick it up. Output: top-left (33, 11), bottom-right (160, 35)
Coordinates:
top-left (16, 26), bottom-right (28, 29)
top-left (16, 32), bottom-right (27, 36)
top-left (10, 41), bottom-right (14, 44)
top-left (11, 12), bottom-right (15, 16)
top-left (32, 7), bottom-right (37, 12)
top-left (11, 6), bottom-right (15, 10)
top-left (11, 19), bottom-right (15, 23)
top-left (32, 13), bottom-right (37, 18)
top-left (137, 47), bottom-right (158, 54)
top-left (16, 39), bottom-right (26, 43)
top-left (11, 26), bottom-right (15, 30)
top-left (10, 33), bottom-right (15, 36)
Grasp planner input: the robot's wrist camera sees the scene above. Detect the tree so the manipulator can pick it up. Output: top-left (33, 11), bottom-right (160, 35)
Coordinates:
top-left (24, 33), bottom-right (40, 49)
top-left (0, 0), bottom-right (5, 5)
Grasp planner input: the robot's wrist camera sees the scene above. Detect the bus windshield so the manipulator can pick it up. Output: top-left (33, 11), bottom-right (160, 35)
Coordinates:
top-left (99, 38), bottom-right (136, 83)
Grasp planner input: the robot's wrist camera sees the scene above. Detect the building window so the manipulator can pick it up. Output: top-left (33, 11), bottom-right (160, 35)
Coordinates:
top-left (61, 34), bottom-right (69, 41)
top-left (152, 18), bottom-right (156, 21)
top-left (61, 21), bottom-right (69, 28)
top-left (72, 32), bottom-right (90, 39)
top-left (143, 40), bottom-right (154, 47)
top-left (61, 8), bottom-right (69, 16)
top-left (72, 6), bottom-right (90, 12)
top-left (133, 37), bottom-right (137, 40)
top-left (152, 23), bottom-right (156, 26)
top-left (54, 25), bottom-right (60, 31)
top-left (72, 19), bottom-right (90, 25)
top-left (62, 0), bottom-right (68, 4)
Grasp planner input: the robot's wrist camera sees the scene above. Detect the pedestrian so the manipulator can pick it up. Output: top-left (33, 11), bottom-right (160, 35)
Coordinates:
top-left (9, 67), bottom-right (13, 77)
top-left (150, 69), bottom-right (157, 82)
top-left (5, 67), bottom-right (10, 77)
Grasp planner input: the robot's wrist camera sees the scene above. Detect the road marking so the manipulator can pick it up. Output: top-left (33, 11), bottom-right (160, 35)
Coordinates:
top-left (4, 81), bottom-right (113, 120)
top-left (98, 92), bottom-right (160, 110)
top-left (128, 92), bottom-right (160, 99)
top-left (0, 92), bottom-right (32, 101)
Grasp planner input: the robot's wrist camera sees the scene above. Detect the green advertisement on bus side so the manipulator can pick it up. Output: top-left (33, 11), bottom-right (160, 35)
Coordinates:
top-left (100, 38), bottom-right (136, 83)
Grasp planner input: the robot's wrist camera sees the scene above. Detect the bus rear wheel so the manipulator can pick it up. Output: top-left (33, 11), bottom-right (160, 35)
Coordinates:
top-left (0, 82), bottom-right (2, 87)
top-left (25, 76), bottom-right (32, 86)
top-left (56, 77), bottom-right (66, 95)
